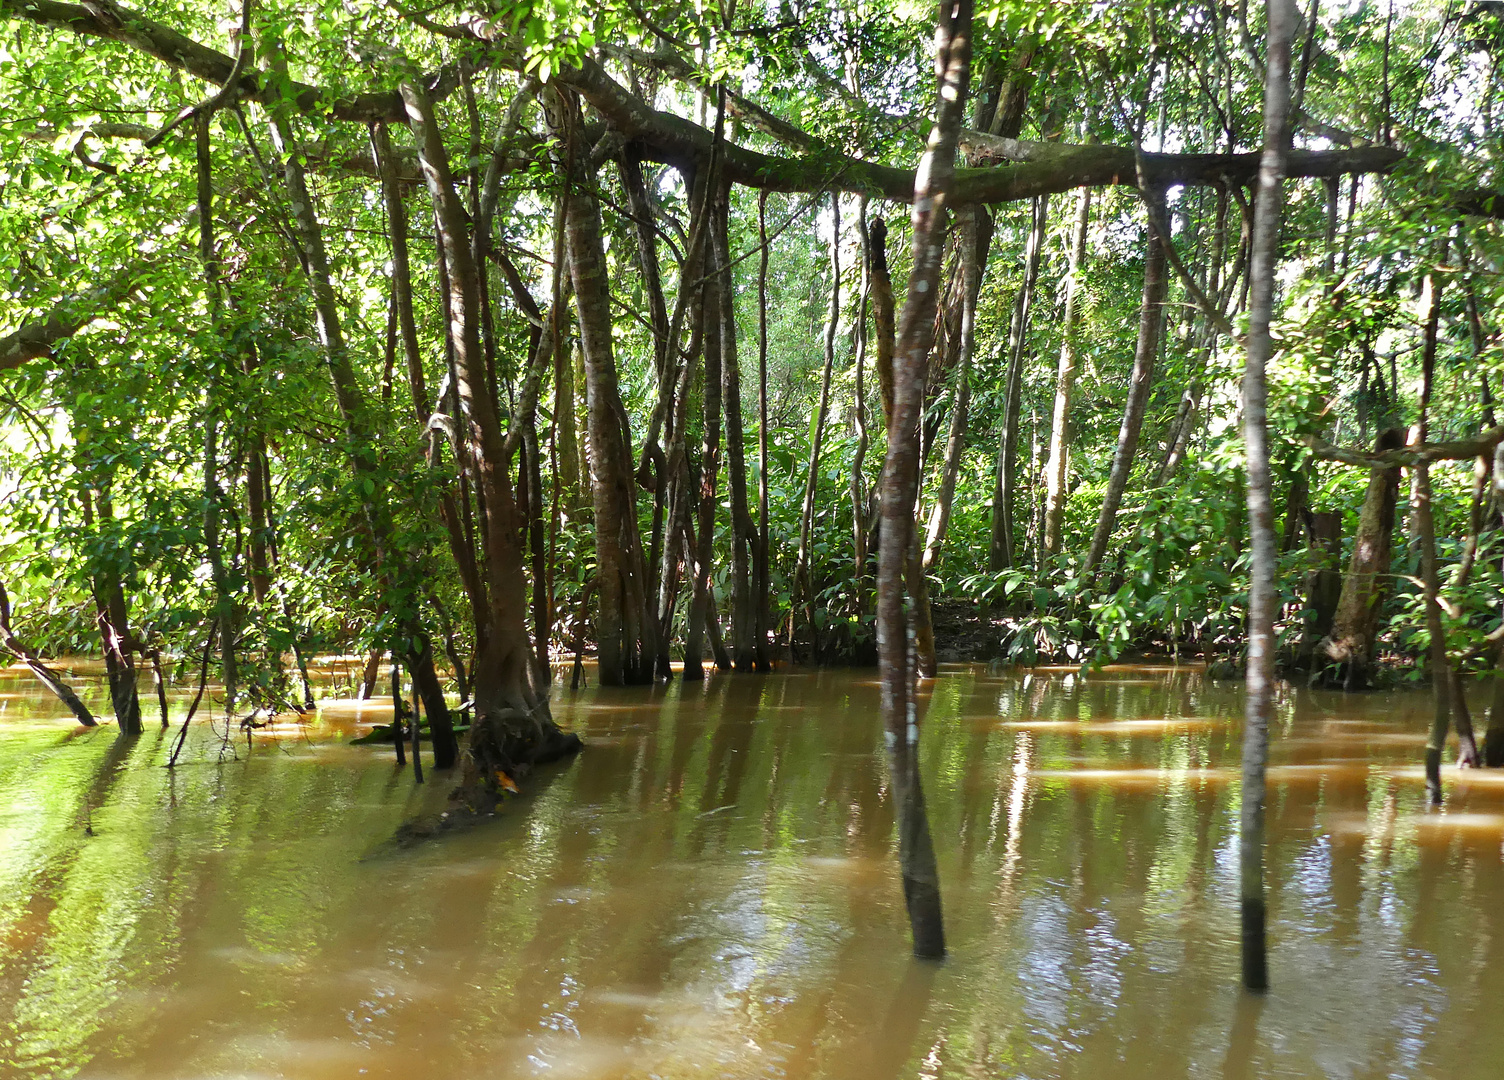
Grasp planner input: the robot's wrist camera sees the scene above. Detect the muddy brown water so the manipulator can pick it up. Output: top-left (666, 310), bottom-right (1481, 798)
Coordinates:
top-left (2, 660), bottom-right (1503, 1078)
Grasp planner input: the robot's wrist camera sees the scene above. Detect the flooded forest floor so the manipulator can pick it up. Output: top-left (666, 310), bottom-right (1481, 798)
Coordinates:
top-left (2, 659), bottom-right (1503, 1079)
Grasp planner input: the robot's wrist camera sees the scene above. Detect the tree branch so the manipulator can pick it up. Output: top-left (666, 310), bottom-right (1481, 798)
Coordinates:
top-left (1, 271), bottom-right (138, 372)
top-left (1305, 427), bottom-right (1504, 468)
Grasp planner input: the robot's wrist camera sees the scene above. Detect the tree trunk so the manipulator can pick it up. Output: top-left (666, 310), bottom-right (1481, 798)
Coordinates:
top-left (878, 0), bottom-right (974, 959)
top-left (1043, 186), bottom-right (1092, 557)
top-left (683, 182), bottom-right (725, 681)
top-left (851, 198), bottom-right (873, 606)
top-left (1319, 429), bottom-right (1404, 687)
top-left (989, 194), bottom-right (1049, 570)
top-left (1484, 642), bottom-right (1504, 767)
top-left (1410, 258), bottom-right (1480, 797)
top-left (755, 190), bottom-right (773, 671)
top-left (924, 206), bottom-right (991, 571)
top-left (716, 185), bottom-right (757, 671)
top-left (1239, 0), bottom-right (1296, 994)
top-left (1084, 191), bottom-right (1170, 573)
top-left (870, 217), bottom-right (897, 430)
top-left (795, 191), bottom-right (842, 658)
top-left (404, 78), bottom-right (576, 791)
top-left (553, 88), bottom-right (658, 686)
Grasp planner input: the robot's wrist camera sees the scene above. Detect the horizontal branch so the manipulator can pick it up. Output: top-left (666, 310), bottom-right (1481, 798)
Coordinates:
top-left (9, 0), bottom-right (1412, 204)
top-left (1, 271), bottom-right (137, 372)
top-left (1305, 427), bottom-right (1504, 469)
top-left (1, 0), bottom-right (453, 122)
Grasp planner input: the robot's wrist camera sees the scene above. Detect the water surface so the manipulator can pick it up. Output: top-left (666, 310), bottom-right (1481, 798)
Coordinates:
top-left (2, 660), bottom-right (1501, 1078)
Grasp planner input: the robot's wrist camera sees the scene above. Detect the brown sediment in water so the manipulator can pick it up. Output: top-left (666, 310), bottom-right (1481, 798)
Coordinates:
top-left (3, 663), bottom-right (1504, 1077)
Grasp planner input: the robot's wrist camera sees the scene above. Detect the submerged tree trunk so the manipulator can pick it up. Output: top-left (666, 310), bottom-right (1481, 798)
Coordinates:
top-left (403, 78), bottom-right (576, 795)
top-left (878, 0), bottom-right (974, 959)
top-left (683, 181), bottom-right (725, 681)
top-left (1043, 187), bottom-right (1093, 557)
top-left (1239, 0), bottom-right (1296, 995)
top-left (1084, 191), bottom-right (1170, 573)
top-left (0, 578), bottom-right (96, 726)
top-left (194, 114), bottom-right (238, 722)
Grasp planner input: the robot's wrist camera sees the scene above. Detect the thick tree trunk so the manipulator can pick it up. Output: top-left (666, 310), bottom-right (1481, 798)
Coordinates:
top-left (1042, 187), bottom-right (1093, 557)
top-left (404, 78), bottom-right (576, 789)
top-left (683, 184), bottom-right (725, 680)
top-left (878, 0), bottom-right (974, 959)
top-left (1084, 191), bottom-right (1170, 573)
top-left (553, 89), bottom-right (659, 686)
top-left (1239, 0), bottom-right (1296, 995)
top-left (1484, 642), bottom-right (1504, 767)
top-left (989, 194), bottom-right (1049, 569)
top-left (1318, 429), bottom-right (1404, 686)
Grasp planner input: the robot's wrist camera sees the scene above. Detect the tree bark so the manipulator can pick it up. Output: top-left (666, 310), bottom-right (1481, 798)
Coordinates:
top-left (1239, 0), bottom-right (1296, 995)
top-left (683, 180), bottom-right (725, 680)
top-left (716, 185), bottom-right (757, 671)
top-left (755, 189), bottom-right (774, 671)
top-left (552, 87), bottom-right (659, 686)
top-left (795, 191), bottom-right (843, 658)
top-left (878, 0), bottom-right (975, 959)
top-left (1318, 429), bottom-right (1404, 686)
top-left (924, 206), bottom-right (991, 570)
top-left (1043, 186), bottom-right (1092, 556)
top-left (1084, 191), bottom-right (1170, 573)
top-left (989, 193), bottom-right (1049, 569)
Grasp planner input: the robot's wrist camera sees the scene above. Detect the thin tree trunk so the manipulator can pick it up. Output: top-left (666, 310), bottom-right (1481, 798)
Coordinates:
top-left (924, 206), bottom-right (991, 570)
top-left (194, 113), bottom-right (238, 720)
top-left (1239, 0), bottom-right (1296, 995)
top-left (990, 194), bottom-right (1049, 570)
top-left (870, 217), bottom-right (896, 431)
top-left (1084, 190), bottom-right (1171, 573)
top-left (1043, 187), bottom-right (1092, 556)
top-left (851, 198), bottom-right (873, 604)
top-left (755, 190), bottom-right (773, 671)
top-left (878, 0), bottom-right (974, 959)
top-left (1414, 257), bottom-right (1481, 797)
top-left (795, 191), bottom-right (842, 658)
top-left (717, 184), bottom-right (757, 671)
